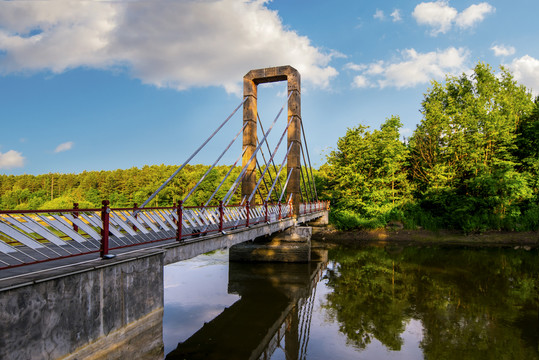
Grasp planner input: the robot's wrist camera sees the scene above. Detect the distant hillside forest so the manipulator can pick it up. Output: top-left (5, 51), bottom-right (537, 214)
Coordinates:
top-left (2, 63), bottom-right (538, 233)
top-left (0, 164), bottom-right (298, 211)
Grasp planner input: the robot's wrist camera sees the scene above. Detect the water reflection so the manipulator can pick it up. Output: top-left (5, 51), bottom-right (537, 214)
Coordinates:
top-left (163, 246), bottom-right (539, 359)
top-left (166, 257), bottom-right (323, 360)
top-left (324, 245), bottom-right (539, 359)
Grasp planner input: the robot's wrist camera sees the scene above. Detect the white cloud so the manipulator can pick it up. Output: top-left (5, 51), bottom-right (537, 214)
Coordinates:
top-left (391, 9), bottom-right (402, 22)
top-left (0, 1), bottom-right (338, 94)
top-left (413, 1), bottom-right (457, 35)
top-left (348, 47), bottom-right (469, 89)
top-left (413, 1), bottom-right (494, 36)
top-left (0, 150), bottom-right (25, 169)
top-left (54, 141), bottom-right (74, 153)
top-left (455, 3), bottom-right (495, 29)
top-left (491, 44), bottom-right (516, 57)
top-left (374, 9), bottom-right (385, 20)
top-left (352, 75), bottom-right (370, 88)
top-left (509, 55), bottom-right (539, 96)
top-left (343, 62), bottom-right (366, 71)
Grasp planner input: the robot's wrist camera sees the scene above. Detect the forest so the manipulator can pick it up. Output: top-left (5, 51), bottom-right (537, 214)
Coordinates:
top-left (1, 63), bottom-right (538, 232)
top-left (0, 164), bottom-right (295, 210)
top-left (320, 63), bottom-right (539, 232)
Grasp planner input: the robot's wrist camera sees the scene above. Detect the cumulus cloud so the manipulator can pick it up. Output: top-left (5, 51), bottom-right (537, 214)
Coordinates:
top-left (344, 62), bottom-right (366, 71)
top-left (373, 9), bottom-right (385, 20)
top-left (348, 47), bottom-right (469, 89)
top-left (54, 141), bottom-right (74, 153)
top-left (0, 1), bottom-right (338, 94)
top-left (491, 44), bottom-right (516, 57)
top-left (413, 1), bottom-right (494, 36)
top-left (0, 150), bottom-right (25, 169)
top-left (455, 3), bottom-right (495, 29)
top-left (509, 55), bottom-right (539, 96)
top-left (391, 9), bottom-right (402, 22)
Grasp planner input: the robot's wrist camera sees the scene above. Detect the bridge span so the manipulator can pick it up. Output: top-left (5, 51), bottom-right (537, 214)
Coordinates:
top-left (0, 65), bottom-right (329, 359)
top-left (0, 206), bottom-right (327, 360)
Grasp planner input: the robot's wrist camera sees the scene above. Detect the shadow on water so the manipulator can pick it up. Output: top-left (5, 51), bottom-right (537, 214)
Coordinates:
top-left (166, 261), bottom-right (324, 360)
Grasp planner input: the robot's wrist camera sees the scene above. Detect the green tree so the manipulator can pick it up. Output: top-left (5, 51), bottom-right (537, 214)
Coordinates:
top-left (408, 63), bottom-right (535, 231)
top-left (325, 116), bottom-right (412, 228)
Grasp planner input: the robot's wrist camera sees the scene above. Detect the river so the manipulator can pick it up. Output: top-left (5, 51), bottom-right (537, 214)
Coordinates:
top-left (162, 244), bottom-right (539, 359)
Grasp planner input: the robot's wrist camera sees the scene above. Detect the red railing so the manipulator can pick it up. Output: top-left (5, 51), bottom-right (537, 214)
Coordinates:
top-left (0, 200), bottom-right (328, 270)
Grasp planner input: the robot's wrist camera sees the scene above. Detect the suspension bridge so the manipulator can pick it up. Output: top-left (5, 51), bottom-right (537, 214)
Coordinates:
top-left (0, 66), bottom-right (329, 360)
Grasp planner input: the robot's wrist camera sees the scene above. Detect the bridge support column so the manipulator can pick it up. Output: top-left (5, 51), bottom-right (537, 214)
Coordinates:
top-left (242, 66), bottom-right (301, 216)
top-left (229, 226), bottom-right (311, 263)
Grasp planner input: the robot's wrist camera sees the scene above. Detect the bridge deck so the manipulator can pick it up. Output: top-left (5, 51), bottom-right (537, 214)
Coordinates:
top-left (0, 209), bottom-right (327, 291)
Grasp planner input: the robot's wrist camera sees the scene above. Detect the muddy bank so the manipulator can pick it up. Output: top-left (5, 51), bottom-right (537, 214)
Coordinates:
top-left (311, 226), bottom-right (539, 248)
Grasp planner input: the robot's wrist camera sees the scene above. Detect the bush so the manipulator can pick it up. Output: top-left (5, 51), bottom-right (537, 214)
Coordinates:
top-left (329, 209), bottom-right (386, 231)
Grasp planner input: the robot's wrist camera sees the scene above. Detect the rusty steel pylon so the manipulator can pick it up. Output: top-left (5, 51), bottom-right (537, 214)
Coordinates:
top-left (242, 66), bottom-right (301, 217)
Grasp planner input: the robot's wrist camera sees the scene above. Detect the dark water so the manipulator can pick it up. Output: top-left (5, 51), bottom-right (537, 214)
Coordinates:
top-left (163, 245), bottom-right (539, 359)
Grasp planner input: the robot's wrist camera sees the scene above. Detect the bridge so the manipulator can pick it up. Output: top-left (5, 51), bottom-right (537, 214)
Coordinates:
top-left (0, 66), bottom-right (329, 360)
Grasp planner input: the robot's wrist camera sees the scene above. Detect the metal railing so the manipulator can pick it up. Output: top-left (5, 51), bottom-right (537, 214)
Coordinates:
top-left (0, 201), bottom-right (328, 270)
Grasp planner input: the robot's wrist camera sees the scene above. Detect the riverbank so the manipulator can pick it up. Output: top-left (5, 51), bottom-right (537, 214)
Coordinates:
top-left (311, 226), bottom-right (539, 248)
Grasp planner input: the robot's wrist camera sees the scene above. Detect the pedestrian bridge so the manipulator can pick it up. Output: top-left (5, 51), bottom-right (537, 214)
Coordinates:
top-left (0, 66), bottom-right (331, 360)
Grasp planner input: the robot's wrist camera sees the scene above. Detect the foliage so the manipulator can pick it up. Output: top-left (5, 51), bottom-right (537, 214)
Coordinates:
top-left (324, 116), bottom-right (413, 226)
top-left (324, 246), bottom-right (539, 357)
top-left (320, 62), bottom-right (539, 232)
top-left (0, 164), bottom-right (248, 210)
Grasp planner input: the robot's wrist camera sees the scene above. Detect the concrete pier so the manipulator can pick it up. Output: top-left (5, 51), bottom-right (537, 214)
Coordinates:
top-left (229, 226), bottom-right (312, 263)
top-left (0, 251), bottom-right (164, 360)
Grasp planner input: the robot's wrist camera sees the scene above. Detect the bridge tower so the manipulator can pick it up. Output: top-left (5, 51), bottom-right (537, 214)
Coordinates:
top-left (242, 66), bottom-right (301, 216)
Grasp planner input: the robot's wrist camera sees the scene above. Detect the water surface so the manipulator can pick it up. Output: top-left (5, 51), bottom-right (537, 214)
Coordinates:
top-left (163, 245), bottom-right (539, 359)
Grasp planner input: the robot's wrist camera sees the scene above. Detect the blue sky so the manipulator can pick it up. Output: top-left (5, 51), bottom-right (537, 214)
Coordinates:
top-left (1, 0), bottom-right (538, 175)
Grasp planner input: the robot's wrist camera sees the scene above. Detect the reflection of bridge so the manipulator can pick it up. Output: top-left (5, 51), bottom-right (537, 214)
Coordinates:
top-left (0, 66), bottom-right (330, 360)
top-left (167, 260), bottom-right (325, 360)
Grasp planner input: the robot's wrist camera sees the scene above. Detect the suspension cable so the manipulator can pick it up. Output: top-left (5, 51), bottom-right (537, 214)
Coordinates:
top-left (183, 123), bottom-right (246, 203)
top-left (300, 143), bottom-right (314, 201)
top-left (299, 163), bottom-right (310, 202)
top-left (248, 115), bottom-right (294, 203)
top-left (257, 113), bottom-right (284, 200)
top-left (223, 92), bottom-right (292, 204)
top-left (278, 169), bottom-right (293, 202)
top-left (256, 140), bottom-right (279, 202)
top-left (265, 144), bottom-right (293, 202)
top-left (256, 159), bottom-right (272, 201)
top-left (204, 147), bottom-right (246, 207)
top-left (300, 120), bottom-right (318, 200)
top-left (139, 98), bottom-right (246, 209)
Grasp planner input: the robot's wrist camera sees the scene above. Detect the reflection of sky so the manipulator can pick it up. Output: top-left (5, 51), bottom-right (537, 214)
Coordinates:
top-left (163, 250), bottom-right (240, 355)
top-left (271, 275), bottom-right (425, 360)
top-left (163, 252), bottom-right (425, 359)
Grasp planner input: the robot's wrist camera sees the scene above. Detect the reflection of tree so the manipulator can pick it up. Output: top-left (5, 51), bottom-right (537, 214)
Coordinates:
top-left (323, 246), bottom-right (539, 358)
top-left (324, 247), bottom-right (411, 350)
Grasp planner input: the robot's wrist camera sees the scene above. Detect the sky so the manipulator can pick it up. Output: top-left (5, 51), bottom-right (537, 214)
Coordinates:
top-left (1, 0), bottom-right (538, 176)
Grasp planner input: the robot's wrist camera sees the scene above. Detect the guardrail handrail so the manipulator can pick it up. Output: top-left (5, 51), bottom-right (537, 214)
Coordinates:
top-left (0, 200), bottom-right (328, 271)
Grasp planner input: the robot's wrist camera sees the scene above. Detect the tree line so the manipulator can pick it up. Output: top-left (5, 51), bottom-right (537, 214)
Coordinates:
top-left (317, 63), bottom-right (539, 232)
top-left (2, 63), bottom-right (537, 232)
top-left (0, 163), bottom-right (299, 210)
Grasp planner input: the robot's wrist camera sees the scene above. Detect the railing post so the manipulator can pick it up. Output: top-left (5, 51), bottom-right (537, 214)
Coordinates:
top-left (133, 202), bottom-right (138, 232)
top-left (246, 202), bottom-right (250, 227)
top-left (278, 202), bottom-right (282, 220)
top-left (100, 200), bottom-right (110, 258)
top-left (219, 200), bottom-right (224, 232)
top-left (289, 200), bottom-right (293, 218)
top-left (176, 201), bottom-right (183, 241)
top-left (264, 201), bottom-right (268, 223)
top-left (73, 202), bottom-right (79, 232)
